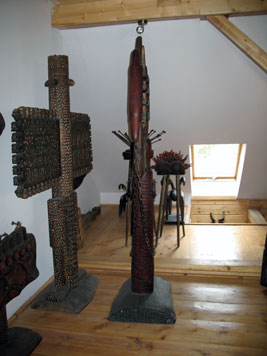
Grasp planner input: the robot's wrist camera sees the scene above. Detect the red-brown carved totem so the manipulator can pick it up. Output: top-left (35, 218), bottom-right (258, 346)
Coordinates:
top-left (114, 37), bottom-right (160, 294)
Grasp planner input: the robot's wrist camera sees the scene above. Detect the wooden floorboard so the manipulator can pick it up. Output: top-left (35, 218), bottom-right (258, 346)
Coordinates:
top-left (79, 206), bottom-right (267, 273)
top-left (8, 205), bottom-right (267, 355)
top-left (10, 271), bottom-right (267, 356)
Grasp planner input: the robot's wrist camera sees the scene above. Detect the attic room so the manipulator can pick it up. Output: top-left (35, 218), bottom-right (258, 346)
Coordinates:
top-left (0, 0), bottom-right (267, 355)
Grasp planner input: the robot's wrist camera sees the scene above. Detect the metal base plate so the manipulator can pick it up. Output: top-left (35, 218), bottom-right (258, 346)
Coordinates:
top-left (165, 213), bottom-right (183, 225)
top-left (108, 276), bottom-right (176, 324)
top-left (0, 327), bottom-right (42, 356)
top-left (31, 269), bottom-right (98, 313)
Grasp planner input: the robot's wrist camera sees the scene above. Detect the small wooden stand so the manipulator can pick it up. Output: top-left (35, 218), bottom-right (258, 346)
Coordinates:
top-left (156, 173), bottom-right (184, 248)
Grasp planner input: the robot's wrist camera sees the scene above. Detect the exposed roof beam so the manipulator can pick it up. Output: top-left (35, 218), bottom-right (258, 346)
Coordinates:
top-left (207, 15), bottom-right (267, 73)
top-left (52, 0), bottom-right (267, 28)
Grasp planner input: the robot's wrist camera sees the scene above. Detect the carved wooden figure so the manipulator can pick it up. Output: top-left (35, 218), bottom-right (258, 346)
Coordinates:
top-left (11, 56), bottom-right (97, 313)
top-left (0, 224), bottom-right (42, 356)
top-left (109, 37), bottom-right (176, 324)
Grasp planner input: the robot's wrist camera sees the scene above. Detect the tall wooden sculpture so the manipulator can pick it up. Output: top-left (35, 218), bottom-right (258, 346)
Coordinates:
top-left (11, 56), bottom-right (98, 313)
top-left (109, 37), bottom-right (176, 324)
top-left (0, 224), bottom-right (42, 355)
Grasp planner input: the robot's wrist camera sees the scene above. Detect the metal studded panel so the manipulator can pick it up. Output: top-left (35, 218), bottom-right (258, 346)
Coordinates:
top-left (71, 112), bottom-right (93, 178)
top-left (11, 107), bottom-right (60, 198)
top-left (11, 108), bottom-right (92, 199)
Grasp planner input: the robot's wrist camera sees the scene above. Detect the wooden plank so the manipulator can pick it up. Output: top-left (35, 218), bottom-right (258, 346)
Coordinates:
top-left (207, 15), bottom-right (267, 73)
top-left (28, 327), bottom-right (267, 356)
top-left (78, 259), bottom-right (261, 278)
top-left (248, 209), bottom-right (267, 224)
top-left (51, 0), bottom-right (267, 28)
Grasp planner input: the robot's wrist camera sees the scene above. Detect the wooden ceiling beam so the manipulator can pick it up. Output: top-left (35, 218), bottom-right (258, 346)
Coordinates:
top-left (52, 0), bottom-right (267, 28)
top-left (207, 15), bottom-right (267, 73)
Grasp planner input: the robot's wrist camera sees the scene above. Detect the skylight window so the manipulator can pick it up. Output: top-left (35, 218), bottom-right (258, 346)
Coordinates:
top-left (191, 144), bottom-right (242, 180)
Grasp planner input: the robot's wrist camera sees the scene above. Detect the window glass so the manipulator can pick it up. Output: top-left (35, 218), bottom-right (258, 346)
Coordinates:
top-left (192, 144), bottom-right (241, 180)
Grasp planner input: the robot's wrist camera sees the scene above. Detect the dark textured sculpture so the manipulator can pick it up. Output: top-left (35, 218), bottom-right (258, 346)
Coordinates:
top-left (0, 224), bottom-right (42, 355)
top-left (0, 112), bottom-right (5, 136)
top-left (109, 37), bottom-right (176, 324)
top-left (11, 56), bottom-right (97, 313)
top-left (260, 234), bottom-right (267, 287)
top-left (12, 108), bottom-right (92, 199)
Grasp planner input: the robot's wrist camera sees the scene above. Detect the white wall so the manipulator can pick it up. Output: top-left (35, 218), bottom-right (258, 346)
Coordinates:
top-left (61, 16), bottom-right (267, 205)
top-left (0, 0), bottom-right (63, 318)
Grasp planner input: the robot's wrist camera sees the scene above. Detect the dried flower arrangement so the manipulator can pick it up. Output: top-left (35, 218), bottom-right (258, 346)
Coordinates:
top-left (152, 150), bottom-right (191, 175)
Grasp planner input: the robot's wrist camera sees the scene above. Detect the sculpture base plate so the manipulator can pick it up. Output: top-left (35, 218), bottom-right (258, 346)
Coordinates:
top-left (0, 327), bottom-right (42, 356)
top-left (31, 269), bottom-right (98, 313)
top-left (165, 213), bottom-right (182, 224)
top-left (108, 276), bottom-right (176, 324)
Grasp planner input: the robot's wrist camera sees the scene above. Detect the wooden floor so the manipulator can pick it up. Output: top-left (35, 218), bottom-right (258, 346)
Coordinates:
top-left (9, 206), bottom-right (267, 355)
top-left (78, 206), bottom-right (267, 277)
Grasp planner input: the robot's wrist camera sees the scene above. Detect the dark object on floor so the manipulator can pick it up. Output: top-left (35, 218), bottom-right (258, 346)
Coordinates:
top-left (82, 206), bottom-right (101, 230)
top-left (218, 211), bottom-right (225, 223)
top-left (210, 212), bottom-right (216, 223)
top-left (108, 276), bottom-right (176, 324)
top-left (260, 234), bottom-right (267, 287)
top-left (210, 211), bottom-right (225, 223)
top-left (0, 327), bottom-right (42, 356)
top-left (0, 224), bottom-right (42, 355)
top-left (11, 55), bottom-right (96, 312)
top-left (0, 112), bottom-right (5, 136)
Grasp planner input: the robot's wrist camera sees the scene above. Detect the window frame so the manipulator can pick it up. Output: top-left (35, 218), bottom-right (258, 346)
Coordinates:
top-left (191, 144), bottom-right (242, 181)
